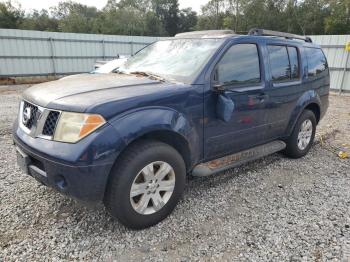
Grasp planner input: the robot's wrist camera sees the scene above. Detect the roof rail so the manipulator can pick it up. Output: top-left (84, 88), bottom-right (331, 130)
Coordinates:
top-left (248, 28), bottom-right (312, 43)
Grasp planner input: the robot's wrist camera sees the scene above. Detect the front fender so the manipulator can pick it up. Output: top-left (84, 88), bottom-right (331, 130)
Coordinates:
top-left (108, 106), bottom-right (200, 163)
top-left (286, 90), bottom-right (321, 136)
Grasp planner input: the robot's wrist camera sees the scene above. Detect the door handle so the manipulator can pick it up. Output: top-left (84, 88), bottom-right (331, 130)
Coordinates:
top-left (255, 93), bottom-right (268, 102)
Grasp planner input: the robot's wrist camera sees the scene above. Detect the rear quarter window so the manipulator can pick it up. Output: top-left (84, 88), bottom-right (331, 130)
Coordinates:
top-left (305, 48), bottom-right (328, 77)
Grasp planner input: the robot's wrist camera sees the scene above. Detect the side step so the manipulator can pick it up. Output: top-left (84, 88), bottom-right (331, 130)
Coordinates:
top-left (192, 140), bottom-right (286, 177)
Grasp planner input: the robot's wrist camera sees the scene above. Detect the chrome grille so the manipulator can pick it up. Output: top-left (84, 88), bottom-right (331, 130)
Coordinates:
top-left (42, 111), bottom-right (60, 136)
top-left (19, 100), bottom-right (61, 140)
top-left (22, 101), bottom-right (40, 129)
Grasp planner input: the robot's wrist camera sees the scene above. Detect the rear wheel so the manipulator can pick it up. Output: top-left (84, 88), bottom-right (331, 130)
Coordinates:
top-left (283, 109), bottom-right (316, 158)
top-left (104, 140), bottom-right (186, 229)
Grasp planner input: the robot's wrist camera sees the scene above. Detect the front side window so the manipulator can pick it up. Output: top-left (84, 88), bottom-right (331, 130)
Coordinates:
top-left (305, 47), bottom-right (328, 77)
top-left (268, 45), bottom-right (300, 82)
top-left (215, 44), bottom-right (261, 86)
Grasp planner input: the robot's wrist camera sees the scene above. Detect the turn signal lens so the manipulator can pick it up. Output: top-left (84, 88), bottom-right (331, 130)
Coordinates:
top-left (54, 112), bottom-right (106, 143)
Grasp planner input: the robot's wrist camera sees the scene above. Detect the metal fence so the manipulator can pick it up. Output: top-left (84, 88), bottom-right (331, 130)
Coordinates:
top-left (311, 35), bottom-right (350, 92)
top-left (0, 29), bottom-right (349, 92)
top-left (0, 29), bottom-right (163, 77)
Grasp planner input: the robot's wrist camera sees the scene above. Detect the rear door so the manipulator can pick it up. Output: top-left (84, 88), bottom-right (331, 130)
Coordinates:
top-left (262, 43), bottom-right (303, 140)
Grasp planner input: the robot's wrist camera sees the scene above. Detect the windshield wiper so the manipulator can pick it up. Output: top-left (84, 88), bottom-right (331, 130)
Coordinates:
top-left (129, 71), bottom-right (166, 82)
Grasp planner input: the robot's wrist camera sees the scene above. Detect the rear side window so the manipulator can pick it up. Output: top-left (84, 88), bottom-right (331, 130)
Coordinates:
top-left (305, 48), bottom-right (328, 77)
top-left (268, 45), bottom-right (290, 81)
top-left (267, 45), bottom-right (300, 82)
top-left (216, 44), bottom-right (261, 85)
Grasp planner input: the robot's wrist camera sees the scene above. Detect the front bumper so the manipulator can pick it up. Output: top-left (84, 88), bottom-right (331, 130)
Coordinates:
top-left (13, 120), bottom-right (125, 202)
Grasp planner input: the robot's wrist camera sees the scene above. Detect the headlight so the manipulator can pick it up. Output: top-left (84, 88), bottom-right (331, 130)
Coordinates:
top-left (54, 112), bottom-right (106, 143)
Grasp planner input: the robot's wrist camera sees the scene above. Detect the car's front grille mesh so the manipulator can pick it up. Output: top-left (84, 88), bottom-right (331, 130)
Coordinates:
top-left (20, 101), bottom-right (61, 138)
top-left (42, 111), bottom-right (60, 136)
top-left (22, 101), bottom-right (39, 130)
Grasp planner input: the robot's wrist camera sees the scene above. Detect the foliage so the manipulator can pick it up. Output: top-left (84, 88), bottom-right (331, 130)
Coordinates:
top-left (19, 9), bottom-right (59, 31)
top-left (51, 1), bottom-right (99, 33)
top-left (0, 1), bottom-right (24, 28)
top-left (0, 0), bottom-right (349, 35)
top-left (196, 0), bottom-right (349, 35)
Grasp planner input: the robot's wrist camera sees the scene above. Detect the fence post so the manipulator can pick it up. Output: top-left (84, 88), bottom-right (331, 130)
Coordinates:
top-left (102, 39), bottom-right (105, 60)
top-left (48, 37), bottom-right (56, 76)
top-left (339, 51), bottom-right (349, 95)
top-left (130, 41), bottom-right (134, 55)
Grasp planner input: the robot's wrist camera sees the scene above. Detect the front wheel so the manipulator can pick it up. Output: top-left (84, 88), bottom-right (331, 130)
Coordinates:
top-left (283, 109), bottom-right (316, 158)
top-left (104, 140), bottom-right (186, 229)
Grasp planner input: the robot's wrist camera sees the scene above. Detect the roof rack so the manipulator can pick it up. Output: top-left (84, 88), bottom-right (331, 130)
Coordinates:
top-left (175, 30), bottom-right (235, 38)
top-left (248, 28), bottom-right (312, 43)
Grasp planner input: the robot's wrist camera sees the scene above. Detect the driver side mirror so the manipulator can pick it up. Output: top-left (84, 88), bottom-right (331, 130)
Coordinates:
top-left (212, 67), bottom-right (225, 93)
top-left (213, 83), bottom-right (225, 92)
top-left (212, 67), bottom-right (234, 122)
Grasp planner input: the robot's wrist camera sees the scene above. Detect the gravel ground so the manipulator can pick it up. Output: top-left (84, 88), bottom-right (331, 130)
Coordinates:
top-left (1, 85), bottom-right (350, 261)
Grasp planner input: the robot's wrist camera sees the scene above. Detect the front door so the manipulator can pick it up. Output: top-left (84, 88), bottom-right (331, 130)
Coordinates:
top-left (204, 42), bottom-right (270, 160)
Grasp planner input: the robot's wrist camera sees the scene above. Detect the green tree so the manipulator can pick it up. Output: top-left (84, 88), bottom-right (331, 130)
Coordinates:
top-left (197, 0), bottom-right (226, 30)
top-left (178, 8), bottom-right (197, 32)
top-left (296, 0), bottom-right (330, 35)
top-left (152, 0), bottom-right (180, 36)
top-left (144, 12), bottom-right (166, 36)
top-left (93, 0), bottom-right (165, 36)
top-left (325, 0), bottom-right (350, 34)
top-left (238, 0), bottom-right (287, 32)
top-left (51, 1), bottom-right (99, 33)
top-left (117, 0), bottom-right (152, 12)
top-left (0, 1), bottom-right (23, 29)
top-left (19, 9), bottom-right (58, 31)
top-left (1, 0), bottom-right (350, 36)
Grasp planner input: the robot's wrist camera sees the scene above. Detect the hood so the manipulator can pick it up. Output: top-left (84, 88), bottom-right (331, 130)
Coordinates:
top-left (23, 73), bottom-right (174, 114)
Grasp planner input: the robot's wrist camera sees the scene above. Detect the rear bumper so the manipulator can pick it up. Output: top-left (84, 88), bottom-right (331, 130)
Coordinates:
top-left (12, 120), bottom-right (125, 202)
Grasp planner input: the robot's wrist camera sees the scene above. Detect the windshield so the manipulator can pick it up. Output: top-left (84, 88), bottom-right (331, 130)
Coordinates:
top-left (118, 39), bottom-right (224, 83)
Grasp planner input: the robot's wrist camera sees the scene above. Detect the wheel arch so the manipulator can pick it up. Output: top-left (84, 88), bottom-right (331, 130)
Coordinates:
top-left (108, 107), bottom-right (201, 173)
top-left (304, 103), bottom-right (321, 124)
top-left (139, 130), bottom-right (192, 170)
top-left (285, 90), bottom-right (321, 136)
top-left (118, 129), bottom-right (193, 171)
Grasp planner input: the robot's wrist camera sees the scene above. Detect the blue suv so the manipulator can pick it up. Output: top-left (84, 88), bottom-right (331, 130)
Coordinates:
top-left (13, 29), bottom-right (329, 229)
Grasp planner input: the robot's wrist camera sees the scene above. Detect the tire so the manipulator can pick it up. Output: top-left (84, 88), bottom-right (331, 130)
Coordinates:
top-left (283, 109), bottom-right (317, 158)
top-left (104, 140), bottom-right (186, 229)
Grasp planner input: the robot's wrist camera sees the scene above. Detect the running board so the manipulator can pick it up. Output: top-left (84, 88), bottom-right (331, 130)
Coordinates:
top-left (192, 140), bottom-right (286, 177)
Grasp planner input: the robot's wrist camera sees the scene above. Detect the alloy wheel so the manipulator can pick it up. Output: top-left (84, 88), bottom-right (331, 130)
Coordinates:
top-left (130, 161), bottom-right (175, 215)
top-left (297, 119), bottom-right (313, 150)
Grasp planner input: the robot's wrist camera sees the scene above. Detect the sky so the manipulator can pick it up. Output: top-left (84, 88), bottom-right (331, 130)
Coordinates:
top-left (6, 0), bottom-right (210, 13)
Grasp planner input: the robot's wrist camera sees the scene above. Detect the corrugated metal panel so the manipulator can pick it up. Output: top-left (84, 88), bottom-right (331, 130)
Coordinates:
top-left (0, 29), bottom-right (163, 77)
top-left (310, 35), bottom-right (350, 91)
top-left (0, 29), bottom-right (349, 92)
